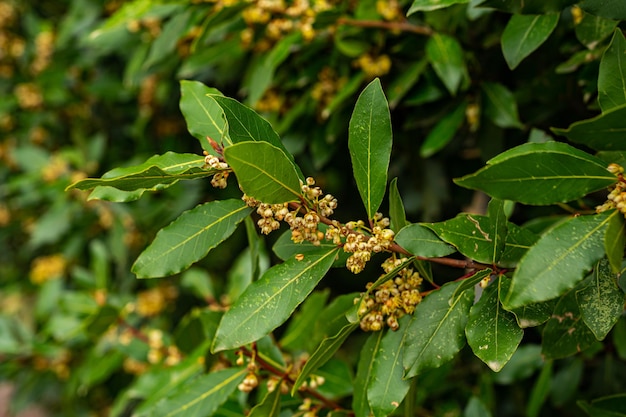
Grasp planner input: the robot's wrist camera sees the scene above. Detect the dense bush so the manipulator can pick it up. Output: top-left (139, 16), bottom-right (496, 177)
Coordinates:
top-left (2, 0), bottom-right (626, 416)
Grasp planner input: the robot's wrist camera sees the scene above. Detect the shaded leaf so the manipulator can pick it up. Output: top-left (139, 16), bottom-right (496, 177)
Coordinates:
top-left (605, 211), bottom-right (626, 273)
top-left (509, 299), bottom-right (557, 328)
top-left (272, 227), bottom-right (348, 268)
top-left (403, 281), bottom-right (474, 378)
top-left (408, 0), bottom-right (469, 14)
top-left (552, 104), bottom-right (626, 151)
top-left (248, 384), bottom-right (281, 417)
top-left (279, 290), bottom-right (330, 351)
top-left (466, 277), bottom-right (523, 372)
top-left (598, 29), bottom-right (626, 112)
top-left (575, 11), bottom-right (618, 49)
top-left (501, 13), bottom-right (559, 70)
top-left (426, 33), bottom-right (468, 95)
top-left (579, 0), bottom-right (626, 19)
top-left (421, 100), bottom-right (467, 157)
top-left (353, 332), bottom-right (382, 417)
top-left (388, 59), bottom-right (428, 109)
top-left (576, 258), bottom-right (624, 340)
top-left (526, 361), bottom-right (552, 417)
top-left (132, 200), bottom-right (252, 278)
top-left (348, 78), bottom-right (393, 219)
top-left (450, 269), bottom-right (492, 303)
top-left (578, 394), bottom-right (626, 417)
top-left (212, 248), bottom-right (339, 352)
top-left (389, 177), bottom-right (408, 233)
top-left (487, 198), bottom-right (508, 264)
top-left (224, 141), bottom-right (302, 203)
top-left (477, 0), bottom-right (575, 14)
top-left (503, 212), bottom-right (613, 309)
top-left (454, 142), bottom-right (616, 205)
top-left (499, 222), bottom-right (539, 268)
top-left (179, 80), bottom-right (228, 151)
top-left (481, 82), bottom-right (523, 128)
top-left (395, 223), bottom-right (456, 258)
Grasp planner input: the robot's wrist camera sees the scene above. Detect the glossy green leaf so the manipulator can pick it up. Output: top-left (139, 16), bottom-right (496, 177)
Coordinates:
top-left (212, 248), bottom-right (339, 352)
top-left (67, 152), bottom-right (211, 193)
top-left (501, 13), bottom-right (559, 70)
top-left (575, 11), bottom-right (618, 49)
top-left (598, 30), bottom-right (626, 112)
top-left (487, 198), bottom-right (508, 264)
top-left (348, 78), bottom-right (392, 219)
top-left (408, 0), bottom-right (469, 14)
top-left (426, 34), bottom-right (468, 96)
top-left (542, 288), bottom-right (597, 359)
top-left (605, 211), bottom-right (626, 273)
top-left (224, 141), bottom-right (302, 203)
top-left (499, 223), bottom-right (539, 268)
top-left (248, 383), bottom-right (281, 417)
top-left (389, 178), bottom-right (408, 233)
top-left (403, 281), bottom-right (474, 378)
top-left (579, 0), bottom-right (626, 19)
top-left (477, 0), bottom-right (575, 14)
top-left (450, 269), bottom-right (493, 303)
top-left (481, 82), bottom-right (523, 128)
top-left (509, 299), bottom-right (556, 328)
top-left (421, 101), bottom-right (467, 157)
top-left (137, 367), bottom-right (246, 417)
top-left (466, 277), bottom-right (523, 372)
top-left (454, 142), bottom-right (616, 205)
top-left (395, 223), bottom-right (456, 258)
top-left (367, 317), bottom-right (411, 417)
top-left (552, 104), bottom-right (626, 151)
top-left (576, 258), bottom-right (625, 340)
top-left (132, 200), bottom-right (252, 278)
top-left (292, 321), bottom-right (359, 394)
top-left (503, 212), bottom-right (613, 309)
top-left (179, 80), bottom-right (228, 150)
top-left (272, 227), bottom-right (348, 268)
top-left (353, 332), bottom-right (382, 417)
top-left (279, 290), bottom-right (330, 351)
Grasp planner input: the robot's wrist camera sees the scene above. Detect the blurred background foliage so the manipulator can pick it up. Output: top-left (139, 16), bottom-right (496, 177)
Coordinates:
top-left (1, 0), bottom-right (625, 415)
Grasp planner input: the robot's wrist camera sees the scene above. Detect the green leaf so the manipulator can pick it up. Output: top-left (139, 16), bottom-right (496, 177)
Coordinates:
top-left (575, 11), bottom-right (618, 49)
top-left (137, 367), bottom-right (246, 417)
top-left (408, 0), bottom-right (469, 14)
top-left (395, 223), bottom-right (456, 258)
top-left (272, 227), bottom-right (348, 267)
top-left (353, 332), bottom-right (382, 417)
top-left (503, 212), bottom-right (613, 309)
top-left (477, 0), bottom-right (575, 14)
top-left (179, 80), bottom-right (228, 150)
top-left (224, 141), bottom-right (302, 203)
top-left (388, 59), bottom-right (428, 109)
top-left (292, 321), bottom-right (359, 394)
top-left (499, 223), bottom-right (539, 268)
top-left (541, 288), bottom-right (597, 359)
top-left (403, 280), bottom-right (474, 378)
top-left (424, 214), bottom-right (501, 264)
top-left (526, 360), bottom-right (552, 417)
top-left (349, 78), bottom-right (392, 219)
top-left (481, 82), bottom-right (523, 129)
top-left (367, 318), bottom-right (411, 417)
top-left (578, 394), bottom-right (626, 417)
top-left (67, 152), bottom-right (211, 193)
top-left (132, 200), bottom-right (252, 278)
top-left (144, 10), bottom-right (193, 69)
top-left (389, 178), bottom-right (408, 233)
top-left (509, 299), bottom-right (556, 328)
top-left (450, 269), bottom-right (493, 304)
top-left (552, 104), bottom-right (626, 151)
top-left (454, 142), bottom-right (616, 205)
top-left (279, 290), bottom-right (330, 351)
top-left (212, 248), bottom-right (339, 352)
top-left (248, 388), bottom-right (281, 417)
top-left (466, 277), bottom-right (523, 372)
top-left (426, 33), bottom-right (468, 96)
top-left (421, 100), bottom-right (467, 157)
top-left (487, 198), bottom-right (508, 264)
top-left (605, 211), bottom-right (626, 273)
top-left (598, 29), bottom-right (626, 112)
top-left (576, 258), bottom-right (625, 340)
top-left (501, 13), bottom-right (559, 70)
top-left (579, 0), bottom-right (626, 19)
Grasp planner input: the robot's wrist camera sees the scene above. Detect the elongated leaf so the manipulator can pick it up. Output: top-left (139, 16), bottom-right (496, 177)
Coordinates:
top-left (389, 178), bottom-right (408, 233)
top-left (499, 223), bottom-right (539, 268)
top-left (395, 223), bottom-right (456, 258)
top-left (503, 212), bottom-right (614, 310)
top-left (349, 78), bottom-right (392, 219)
top-left (248, 386), bottom-right (281, 417)
top-left (421, 100), bottom-right (467, 157)
top-left (212, 248), bottom-right (339, 352)
top-left (576, 258), bottom-right (624, 340)
top-left (403, 281), bottom-right (474, 378)
top-left (67, 152), bottom-right (211, 193)
top-left (481, 82), bottom-right (523, 129)
top-left (137, 368), bottom-right (246, 417)
top-left (598, 30), bottom-right (626, 112)
top-left (292, 321), bottom-right (359, 394)
top-left (579, 0), bottom-right (626, 19)
top-left (179, 80), bottom-right (228, 150)
top-left (575, 11), bottom-right (618, 49)
top-left (542, 288), bottom-right (597, 359)
top-left (454, 142), bottom-right (616, 205)
top-left (487, 198), bottom-right (508, 264)
top-left (272, 227), bottom-right (348, 268)
top-left (353, 332), bottom-right (383, 417)
top-left (408, 0), bottom-right (469, 13)
top-left (426, 34), bottom-right (467, 96)
top-left (478, 0), bottom-right (575, 14)
top-left (605, 211), bottom-right (626, 273)
top-left (450, 269), bottom-right (493, 302)
top-left (552, 104), bottom-right (626, 151)
top-left (224, 141), bottom-right (302, 203)
top-left (132, 200), bottom-right (252, 278)
top-left (466, 277), bottom-right (523, 372)
top-left (367, 318), bottom-right (411, 417)
top-left (578, 394), bottom-right (626, 417)
top-left (388, 59), bottom-right (428, 109)
top-left (501, 13), bottom-right (559, 70)
top-left (509, 299), bottom-right (557, 328)
top-left (279, 290), bottom-right (330, 351)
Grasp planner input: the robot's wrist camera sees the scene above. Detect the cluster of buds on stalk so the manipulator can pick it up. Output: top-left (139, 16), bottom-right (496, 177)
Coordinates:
top-left (203, 151), bottom-right (230, 189)
top-left (596, 163), bottom-right (626, 217)
top-left (356, 256), bottom-right (423, 332)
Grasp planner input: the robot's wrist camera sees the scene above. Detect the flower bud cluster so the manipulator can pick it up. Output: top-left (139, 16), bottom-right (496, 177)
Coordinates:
top-left (342, 214), bottom-right (394, 274)
top-left (357, 257), bottom-right (423, 332)
top-left (203, 151), bottom-right (230, 189)
top-left (596, 163), bottom-right (626, 217)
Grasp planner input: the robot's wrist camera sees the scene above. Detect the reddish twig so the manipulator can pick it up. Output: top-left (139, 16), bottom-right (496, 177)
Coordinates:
top-left (337, 17), bottom-right (434, 36)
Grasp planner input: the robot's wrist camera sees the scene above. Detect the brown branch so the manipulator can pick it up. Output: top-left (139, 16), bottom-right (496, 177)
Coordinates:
top-left (337, 17), bottom-right (434, 36)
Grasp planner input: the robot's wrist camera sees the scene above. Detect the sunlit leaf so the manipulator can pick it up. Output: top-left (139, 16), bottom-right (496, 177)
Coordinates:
top-left (501, 13), bottom-right (559, 70)
top-left (179, 80), bottom-right (228, 150)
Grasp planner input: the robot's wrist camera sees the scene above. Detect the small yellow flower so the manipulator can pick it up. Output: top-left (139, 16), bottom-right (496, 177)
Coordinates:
top-left (30, 254), bottom-right (67, 285)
